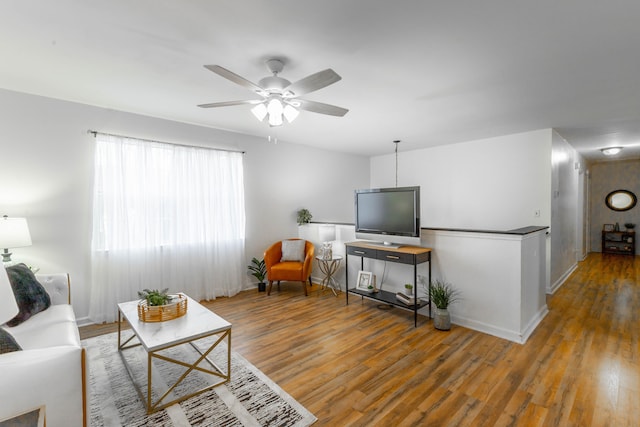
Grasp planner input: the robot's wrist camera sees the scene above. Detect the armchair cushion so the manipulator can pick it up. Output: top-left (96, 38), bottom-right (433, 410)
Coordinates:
top-left (0, 329), bottom-right (21, 354)
top-left (5, 264), bottom-right (51, 327)
top-left (281, 239), bottom-right (305, 262)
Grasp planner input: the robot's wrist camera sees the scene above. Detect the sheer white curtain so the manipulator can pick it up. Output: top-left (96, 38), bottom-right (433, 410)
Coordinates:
top-left (89, 133), bottom-right (246, 323)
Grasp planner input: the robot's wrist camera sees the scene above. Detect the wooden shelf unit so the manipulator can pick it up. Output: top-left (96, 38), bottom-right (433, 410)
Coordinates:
top-left (602, 230), bottom-right (635, 255)
top-left (345, 241), bottom-right (432, 327)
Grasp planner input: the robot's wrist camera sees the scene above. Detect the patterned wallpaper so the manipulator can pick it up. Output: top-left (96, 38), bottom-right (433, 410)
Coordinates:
top-left (589, 159), bottom-right (640, 253)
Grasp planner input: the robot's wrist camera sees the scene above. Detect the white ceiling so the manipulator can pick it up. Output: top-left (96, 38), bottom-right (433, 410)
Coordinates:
top-left (3, 1), bottom-right (640, 161)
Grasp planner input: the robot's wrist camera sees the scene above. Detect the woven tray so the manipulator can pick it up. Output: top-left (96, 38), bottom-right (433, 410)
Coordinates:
top-left (137, 293), bottom-right (188, 322)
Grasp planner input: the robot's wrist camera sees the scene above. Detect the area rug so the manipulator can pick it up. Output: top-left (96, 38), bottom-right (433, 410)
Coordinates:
top-left (83, 332), bottom-right (317, 426)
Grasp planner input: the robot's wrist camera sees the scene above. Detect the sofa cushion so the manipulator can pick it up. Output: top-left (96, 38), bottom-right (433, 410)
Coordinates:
top-left (0, 328), bottom-right (22, 353)
top-left (281, 239), bottom-right (305, 262)
top-left (5, 263), bottom-right (51, 327)
top-left (7, 305), bottom-right (80, 350)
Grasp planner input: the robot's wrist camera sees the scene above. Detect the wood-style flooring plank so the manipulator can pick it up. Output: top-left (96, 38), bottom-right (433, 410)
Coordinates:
top-left (80, 253), bottom-right (640, 426)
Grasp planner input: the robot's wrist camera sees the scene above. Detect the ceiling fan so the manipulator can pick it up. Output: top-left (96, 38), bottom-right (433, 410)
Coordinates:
top-left (198, 59), bottom-right (348, 127)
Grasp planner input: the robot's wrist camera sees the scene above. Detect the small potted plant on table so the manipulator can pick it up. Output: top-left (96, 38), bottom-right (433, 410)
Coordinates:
top-left (137, 288), bottom-right (187, 322)
top-left (138, 288), bottom-right (171, 306)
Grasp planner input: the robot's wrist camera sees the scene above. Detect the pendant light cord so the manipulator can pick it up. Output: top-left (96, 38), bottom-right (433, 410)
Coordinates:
top-left (394, 140), bottom-right (400, 187)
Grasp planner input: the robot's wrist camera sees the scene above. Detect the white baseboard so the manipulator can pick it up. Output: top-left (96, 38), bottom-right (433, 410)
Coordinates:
top-left (548, 262), bottom-right (577, 294)
top-left (520, 305), bottom-right (549, 344)
top-left (76, 316), bottom-right (93, 327)
top-left (450, 304), bottom-right (549, 345)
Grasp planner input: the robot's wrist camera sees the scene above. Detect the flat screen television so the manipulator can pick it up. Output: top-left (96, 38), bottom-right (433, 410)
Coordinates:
top-left (354, 186), bottom-right (421, 247)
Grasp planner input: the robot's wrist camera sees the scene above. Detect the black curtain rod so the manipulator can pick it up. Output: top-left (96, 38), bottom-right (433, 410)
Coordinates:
top-left (87, 130), bottom-right (245, 154)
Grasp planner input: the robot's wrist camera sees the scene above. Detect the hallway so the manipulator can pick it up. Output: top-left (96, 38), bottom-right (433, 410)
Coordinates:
top-left (537, 253), bottom-right (639, 425)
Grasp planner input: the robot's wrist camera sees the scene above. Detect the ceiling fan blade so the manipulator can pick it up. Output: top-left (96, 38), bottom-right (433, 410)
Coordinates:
top-left (284, 69), bottom-right (342, 97)
top-left (197, 100), bottom-right (263, 108)
top-left (204, 65), bottom-right (264, 94)
top-left (297, 99), bottom-right (349, 117)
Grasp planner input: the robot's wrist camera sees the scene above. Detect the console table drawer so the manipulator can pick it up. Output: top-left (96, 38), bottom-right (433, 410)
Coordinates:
top-left (376, 250), bottom-right (414, 264)
top-left (346, 246), bottom-right (377, 258)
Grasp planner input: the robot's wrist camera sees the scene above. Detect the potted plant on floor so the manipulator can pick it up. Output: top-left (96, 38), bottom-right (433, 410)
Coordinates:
top-left (248, 257), bottom-right (267, 292)
top-left (428, 279), bottom-right (460, 331)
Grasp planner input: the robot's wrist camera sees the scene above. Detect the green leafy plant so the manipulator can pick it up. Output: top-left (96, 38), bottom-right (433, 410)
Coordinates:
top-left (428, 280), bottom-right (460, 309)
top-left (247, 257), bottom-right (267, 283)
top-left (138, 288), bottom-right (171, 306)
top-left (404, 283), bottom-right (413, 292)
top-left (297, 208), bottom-right (312, 225)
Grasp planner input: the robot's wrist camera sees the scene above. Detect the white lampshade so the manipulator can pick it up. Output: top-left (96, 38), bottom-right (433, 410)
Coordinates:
top-left (0, 217), bottom-right (32, 264)
top-left (319, 225), bottom-right (337, 243)
top-left (251, 103), bottom-right (268, 121)
top-left (267, 98), bottom-right (284, 117)
top-left (266, 98), bottom-right (284, 127)
top-left (268, 112), bottom-right (283, 127)
top-left (283, 104), bottom-right (300, 123)
top-left (0, 217), bottom-right (32, 248)
top-left (0, 267), bottom-right (19, 324)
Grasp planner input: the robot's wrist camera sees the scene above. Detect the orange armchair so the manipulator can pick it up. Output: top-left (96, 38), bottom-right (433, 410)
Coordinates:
top-left (264, 239), bottom-right (315, 296)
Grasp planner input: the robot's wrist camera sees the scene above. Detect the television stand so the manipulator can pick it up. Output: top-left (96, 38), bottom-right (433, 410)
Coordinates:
top-left (345, 241), bottom-right (432, 327)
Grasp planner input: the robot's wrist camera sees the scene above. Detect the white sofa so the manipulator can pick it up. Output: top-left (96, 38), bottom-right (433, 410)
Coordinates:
top-left (0, 273), bottom-right (87, 427)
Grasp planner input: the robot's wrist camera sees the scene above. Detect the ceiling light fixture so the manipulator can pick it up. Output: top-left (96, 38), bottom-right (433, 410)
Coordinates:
top-left (601, 146), bottom-right (623, 156)
top-left (251, 96), bottom-right (299, 127)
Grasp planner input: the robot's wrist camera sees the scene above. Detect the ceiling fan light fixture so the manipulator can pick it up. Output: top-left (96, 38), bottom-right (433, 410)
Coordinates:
top-left (266, 97), bottom-right (286, 126)
top-left (267, 98), bottom-right (284, 116)
top-left (601, 146), bottom-right (623, 156)
top-left (283, 104), bottom-right (300, 123)
top-left (251, 103), bottom-right (268, 121)
top-left (200, 61), bottom-right (347, 127)
top-left (268, 112), bottom-right (283, 127)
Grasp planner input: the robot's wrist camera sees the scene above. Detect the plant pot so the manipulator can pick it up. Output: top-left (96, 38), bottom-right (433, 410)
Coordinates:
top-left (258, 282), bottom-right (266, 292)
top-left (433, 307), bottom-right (451, 331)
top-left (137, 293), bottom-right (188, 322)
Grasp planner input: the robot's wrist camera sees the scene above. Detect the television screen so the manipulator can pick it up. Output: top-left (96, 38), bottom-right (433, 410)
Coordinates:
top-left (355, 187), bottom-right (420, 239)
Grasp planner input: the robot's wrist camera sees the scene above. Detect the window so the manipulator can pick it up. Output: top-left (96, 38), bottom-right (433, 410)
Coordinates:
top-left (89, 133), bottom-right (245, 323)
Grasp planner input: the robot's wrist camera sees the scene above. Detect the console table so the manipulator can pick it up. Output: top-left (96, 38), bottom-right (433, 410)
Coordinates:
top-left (345, 241), bottom-right (432, 327)
top-left (602, 230), bottom-right (635, 255)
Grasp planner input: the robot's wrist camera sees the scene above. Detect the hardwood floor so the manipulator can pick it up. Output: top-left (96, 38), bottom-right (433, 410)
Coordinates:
top-left (80, 253), bottom-right (639, 426)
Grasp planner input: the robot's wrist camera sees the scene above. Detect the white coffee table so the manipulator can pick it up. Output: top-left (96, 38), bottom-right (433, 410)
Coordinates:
top-left (117, 294), bottom-right (232, 413)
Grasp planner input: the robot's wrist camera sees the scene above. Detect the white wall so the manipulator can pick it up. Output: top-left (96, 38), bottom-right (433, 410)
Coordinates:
top-left (365, 130), bottom-right (564, 340)
top-left (370, 129), bottom-right (552, 230)
top-left (0, 89), bottom-right (369, 323)
top-left (549, 131), bottom-right (583, 293)
top-left (422, 229), bottom-right (548, 343)
top-left (370, 129), bottom-right (591, 295)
